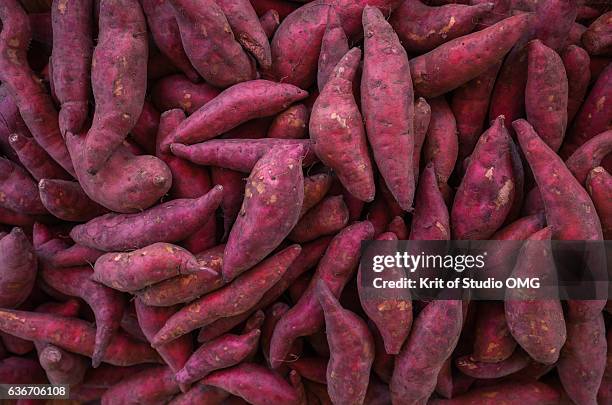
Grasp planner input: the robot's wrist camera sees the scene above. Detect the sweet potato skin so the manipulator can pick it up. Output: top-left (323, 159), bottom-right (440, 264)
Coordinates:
top-left (565, 130), bottom-right (612, 184)
top-left (454, 350), bottom-right (530, 379)
top-left (152, 74), bottom-right (220, 115)
top-left (413, 97), bottom-right (431, 181)
top-left (362, 6), bottom-right (415, 210)
top-left (84, 0), bottom-right (148, 174)
top-left (0, 158), bottom-right (47, 215)
top-left (582, 11), bottom-right (612, 56)
top-left (317, 8), bottom-right (348, 92)
top-left (472, 302), bottom-right (516, 362)
top-left (423, 97), bottom-right (458, 187)
top-left (38, 179), bottom-right (108, 222)
top-left (101, 365), bottom-right (180, 405)
top-left (562, 45), bottom-right (591, 123)
top-left (289, 195), bottom-right (348, 242)
top-left (0, 228), bottom-right (37, 308)
top-left (429, 381), bottom-right (560, 404)
top-left (259, 9), bottom-right (280, 38)
top-left (48, 243), bottom-right (103, 268)
top-left (587, 167), bottom-right (612, 240)
top-left (38, 344), bottom-right (89, 386)
top-left (222, 145), bottom-right (304, 281)
top-left (8, 133), bottom-right (71, 181)
top-left (268, 104), bottom-right (309, 139)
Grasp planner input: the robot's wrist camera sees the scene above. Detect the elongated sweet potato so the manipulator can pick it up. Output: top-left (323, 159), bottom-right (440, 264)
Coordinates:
top-left (38, 344), bottom-right (89, 386)
top-left (152, 74), bottom-right (220, 115)
top-left (51, 0), bottom-right (93, 135)
top-left (84, 0), bottom-right (148, 174)
top-left (409, 13), bottom-right (531, 97)
top-left (0, 309), bottom-right (160, 366)
top-left (582, 11), bottom-right (612, 56)
top-left (130, 101), bottom-right (160, 155)
top-left (268, 104), bottom-right (309, 139)
top-left (0, 0), bottom-right (74, 175)
top-left (455, 350), bottom-right (530, 379)
top-left (362, 6), bottom-right (414, 210)
top-left (289, 195), bottom-right (348, 242)
top-left (565, 130), bottom-right (612, 184)
top-left (311, 48), bottom-right (375, 202)
top-left (101, 365), bottom-right (180, 405)
top-left (413, 97), bottom-right (431, 181)
top-left (587, 167), bottom-right (612, 240)
top-left (38, 179), bottom-right (108, 222)
top-left (222, 145), bottom-right (304, 281)
top-left (269, 222), bottom-right (374, 368)
top-left (8, 133), bottom-right (71, 180)
top-left (48, 243), bottom-right (103, 268)
top-left (40, 265), bottom-right (125, 367)
top-left (288, 357), bottom-right (327, 385)
top-left (317, 281), bottom-right (374, 405)
top-left (390, 0), bottom-right (493, 53)
top-left (390, 300), bottom-right (463, 404)
top-left (451, 116), bottom-right (515, 239)
top-left (152, 245), bottom-right (300, 346)
top-left (168, 384), bottom-right (229, 405)
top-left (0, 228), bottom-right (37, 308)
top-left (317, 9), bottom-right (348, 92)
top-left (70, 186), bottom-right (223, 251)
top-left (0, 158), bottom-right (47, 215)
top-left (562, 45), bottom-right (591, 123)
top-left (488, 46), bottom-right (527, 131)
top-left (429, 381), bottom-right (560, 404)
top-left (423, 97), bottom-right (458, 186)
top-left (471, 302), bottom-right (516, 362)
top-left (259, 9), bottom-right (280, 38)
top-left (170, 0), bottom-right (255, 88)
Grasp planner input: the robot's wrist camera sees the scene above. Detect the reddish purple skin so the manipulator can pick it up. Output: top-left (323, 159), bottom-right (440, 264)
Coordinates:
top-left (130, 100), bottom-right (160, 155)
top-left (0, 309), bottom-right (160, 366)
top-left (0, 228), bottom-right (37, 308)
top-left (317, 8), bottom-right (348, 92)
top-left (317, 281), bottom-right (374, 405)
top-left (261, 302), bottom-right (291, 364)
top-left (587, 167), bottom-right (612, 240)
top-left (176, 329), bottom-right (260, 384)
top-left (140, 0), bottom-right (200, 82)
top-left (566, 130), bottom-right (612, 184)
top-left (300, 173), bottom-right (332, 217)
top-left (8, 133), bottom-right (71, 180)
top-left (562, 45), bottom-right (591, 123)
top-left (386, 216), bottom-right (408, 240)
top-left (40, 265), bottom-right (125, 368)
top-left (170, 0), bottom-right (255, 88)
top-left (472, 302), bottom-right (516, 362)
top-left (0, 1), bottom-right (75, 175)
top-left (0, 84), bottom-right (29, 162)
top-left (489, 47), bottom-right (528, 132)
top-left (38, 344), bottom-right (89, 386)
top-left (0, 356), bottom-right (47, 384)
top-left (455, 350), bottom-right (530, 379)
top-left (451, 116), bottom-right (515, 240)
top-left (428, 381), bottom-right (560, 404)
top-left (152, 245), bottom-right (301, 346)
top-left (269, 222), bottom-right (374, 369)
top-left (69, 186), bottom-right (223, 252)
top-left (168, 383), bottom-right (229, 405)
top-left (582, 11), bottom-right (612, 56)
top-left (84, 0), bottom-right (148, 174)
top-left (162, 80), bottom-right (307, 149)
top-left (390, 300), bottom-right (463, 404)
top-left (222, 145), bottom-right (304, 281)
top-left (390, 0), bottom-right (493, 53)
top-left (101, 365), bottom-right (180, 405)
top-left (598, 328), bottom-right (612, 404)
top-left (38, 179), bottom-right (108, 222)
top-left (268, 104), bottom-right (309, 139)
top-left (288, 357), bottom-right (327, 385)
top-left (423, 97), bottom-right (458, 186)
top-left (413, 97), bottom-right (431, 181)
top-left (51, 0), bottom-right (92, 135)
top-left (362, 6), bottom-right (415, 210)
top-left (202, 363), bottom-right (299, 405)
top-left (152, 74), bottom-right (221, 115)
top-left (0, 158), bottom-right (47, 215)
top-left (0, 331), bottom-right (33, 355)
top-left (289, 195), bottom-right (348, 242)
top-left (210, 168), bottom-right (244, 239)
top-left (259, 9), bottom-right (280, 39)
top-left (49, 243), bottom-right (103, 268)
top-left (410, 163), bottom-right (450, 240)
top-left (171, 138), bottom-right (316, 173)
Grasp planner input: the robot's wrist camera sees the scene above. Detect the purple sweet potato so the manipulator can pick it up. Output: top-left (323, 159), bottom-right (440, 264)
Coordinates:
top-left (0, 228), bottom-right (37, 308)
top-left (565, 130), bottom-right (612, 184)
top-left (210, 168), bottom-right (244, 239)
top-left (451, 116), bottom-right (515, 239)
top-left (152, 245), bottom-right (300, 346)
top-left (587, 166), bottom-right (612, 240)
top-left (390, 300), bottom-right (463, 404)
top-left (84, 0), bottom-right (148, 174)
top-left (429, 381), bottom-right (560, 404)
top-left (582, 11), bottom-right (612, 56)
top-left (38, 344), bottom-right (89, 386)
top-left (268, 104), bottom-right (309, 139)
top-left (8, 133), bottom-right (71, 180)
top-left (488, 47), bottom-right (528, 130)
top-left (259, 9), bottom-right (280, 38)
top-left (168, 384), bottom-right (229, 405)
top-left (69, 186), bottom-right (223, 251)
top-left (48, 243), bottom-right (103, 268)
top-left (151, 74), bottom-right (221, 115)
top-left (0, 158), bottom-right (47, 215)
top-left (288, 357), bottom-right (327, 385)
top-left (0, 84), bottom-right (28, 162)
top-left (40, 265), bottom-right (125, 367)
top-left (222, 145), bottom-right (304, 281)
top-left (455, 350), bottom-right (530, 379)
top-left (269, 222), bottom-right (374, 368)
top-left (0, 0), bottom-right (74, 175)
top-left (390, 0), bottom-right (493, 53)
top-left (317, 281), bottom-right (374, 405)
top-left (562, 45), bottom-right (591, 123)
top-left (289, 195), bottom-right (349, 242)
top-left (413, 97), bottom-right (431, 181)
top-left (598, 328), bottom-right (612, 404)
top-left (169, 0), bottom-right (256, 88)
top-left (310, 48), bottom-right (375, 202)
top-left (1, 331), bottom-right (33, 355)
top-left (423, 97), bottom-right (458, 187)
top-left (101, 365), bottom-right (180, 405)
top-left (362, 6), bottom-right (415, 210)
top-left (130, 101), bottom-right (160, 155)
top-left (38, 179), bottom-right (108, 222)
top-left (471, 302), bottom-right (516, 362)
top-left (386, 216), bottom-right (408, 240)
top-left (409, 13), bottom-right (531, 97)
top-left (51, 0), bottom-right (93, 135)
top-left (317, 8), bottom-right (348, 92)
top-left (0, 356), bottom-right (47, 384)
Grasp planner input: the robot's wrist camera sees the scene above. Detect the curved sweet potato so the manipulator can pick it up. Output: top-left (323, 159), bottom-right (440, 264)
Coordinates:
top-left (268, 104), bottom-right (309, 139)
top-left (151, 74), bottom-right (220, 115)
top-left (413, 97), bottom-right (431, 181)
top-left (0, 228), bottom-right (37, 308)
top-left (38, 345), bottom-right (89, 386)
top-left (317, 8), bottom-right (348, 92)
top-left (582, 11), bottom-right (612, 56)
top-left (0, 158), bottom-right (47, 215)
top-left (587, 167), bottom-right (612, 240)
top-left (455, 350), bottom-right (530, 379)
top-left (38, 179), bottom-right (108, 222)
top-left (8, 133), bottom-right (71, 180)
top-left (562, 45), bottom-right (591, 123)
top-left (423, 97), bottom-right (458, 186)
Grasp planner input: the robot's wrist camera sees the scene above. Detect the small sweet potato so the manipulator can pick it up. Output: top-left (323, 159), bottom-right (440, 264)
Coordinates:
top-left (222, 145), bottom-right (304, 281)
top-left (429, 381), bottom-right (560, 404)
top-left (69, 186), bottom-right (223, 251)
top-left (0, 356), bottom-right (47, 384)
top-left (587, 167), bottom-right (612, 240)
top-left (8, 133), bottom-right (71, 180)
top-left (101, 365), bottom-right (180, 405)
top-left (582, 11), bottom-right (612, 56)
top-left (455, 350), bottom-right (530, 379)
top-left (38, 179), bottom-right (108, 222)
top-left (598, 328), bottom-right (612, 404)
top-left (151, 74), bottom-right (220, 115)
top-left (562, 45), bottom-right (591, 123)
top-left (423, 97), bottom-right (458, 187)
top-left (130, 101), bottom-right (160, 155)
top-left (259, 9), bottom-right (280, 38)
top-left (38, 344), bottom-right (89, 386)
top-left (310, 48), bottom-right (375, 202)
top-left (268, 104), bottom-right (309, 139)
top-left (565, 130), bottom-right (612, 184)
top-left (488, 47), bottom-right (528, 130)
top-left (48, 243), bottom-right (103, 268)
top-left (0, 158), bottom-right (48, 215)
top-left (317, 8), bottom-right (348, 92)
top-left (413, 97), bottom-right (431, 181)
top-left (169, 0), bottom-right (255, 88)
top-left (168, 384), bottom-right (229, 405)
top-left (472, 302), bottom-right (516, 362)
top-left (288, 357), bottom-right (327, 385)
top-left (1, 331), bottom-right (33, 355)
top-left (0, 228), bottom-right (37, 308)
top-left (289, 195), bottom-right (349, 242)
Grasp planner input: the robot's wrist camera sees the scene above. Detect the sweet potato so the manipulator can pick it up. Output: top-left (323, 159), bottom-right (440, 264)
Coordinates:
top-left (152, 245), bottom-right (301, 346)
top-left (38, 179), bottom-right (108, 222)
top-left (50, 0), bottom-right (93, 135)
top-left (0, 356), bottom-right (47, 384)
top-left (587, 167), bottom-right (612, 240)
top-left (362, 6), bottom-right (415, 210)
top-left (119, 301), bottom-right (147, 343)
top-left (311, 48), bottom-right (375, 202)
top-left (488, 47), bottom-right (527, 130)
top-left (0, 0), bottom-right (74, 175)
top-left (0, 331), bottom-right (33, 355)
top-left (8, 133), bottom-right (71, 180)
top-left (409, 13), bottom-right (531, 97)
top-left (390, 300), bottom-right (463, 404)
top-left (413, 97), bottom-right (431, 180)
top-left (0, 228), bottom-right (37, 308)
top-left (84, 0), bottom-right (148, 174)
top-left (0, 85), bottom-right (28, 162)
top-left (0, 158), bottom-right (47, 215)
top-left (390, 0), bottom-right (493, 53)
top-left (40, 265), bottom-right (125, 367)
top-left (0, 309), bottom-right (160, 366)
top-left (429, 381), bottom-right (560, 404)
top-left (582, 11), bottom-right (612, 56)
top-left (268, 104), bottom-right (309, 139)
top-left (140, 0), bottom-right (199, 82)
top-left (101, 365), bottom-right (180, 405)
top-left (562, 45), bottom-right (591, 123)
top-left (451, 116), bottom-right (515, 239)
top-left (317, 281), bottom-right (374, 405)
top-left (423, 97), bottom-right (458, 188)
top-left (48, 243), bottom-right (103, 268)
top-left (317, 9), bottom-right (348, 92)
top-left (38, 344), bottom-right (89, 386)
top-left (565, 130), bottom-right (612, 184)
top-left (151, 74), bottom-right (221, 115)
top-left (69, 186), bottom-right (223, 251)
top-left (471, 302), bottom-right (516, 362)
top-left (168, 384), bottom-right (229, 405)
top-left (209, 168), bottom-right (244, 239)
top-left (598, 328), bottom-right (612, 404)
top-left (130, 101), bottom-right (160, 155)
top-left (259, 9), bottom-right (280, 38)
top-left (386, 216), bottom-right (408, 240)
top-left (269, 222), bottom-right (374, 368)
top-left (288, 357), bottom-right (327, 385)
top-left (169, 0), bottom-right (255, 88)
top-left (289, 195), bottom-right (348, 242)
top-left (222, 145), bottom-right (304, 281)
top-left (171, 138), bottom-right (315, 172)
top-left (455, 350), bottom-right (530, 379)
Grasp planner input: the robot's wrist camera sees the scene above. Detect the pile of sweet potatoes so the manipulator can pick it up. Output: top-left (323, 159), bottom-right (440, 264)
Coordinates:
top-left (0, 0), bottom-right (610, 403)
